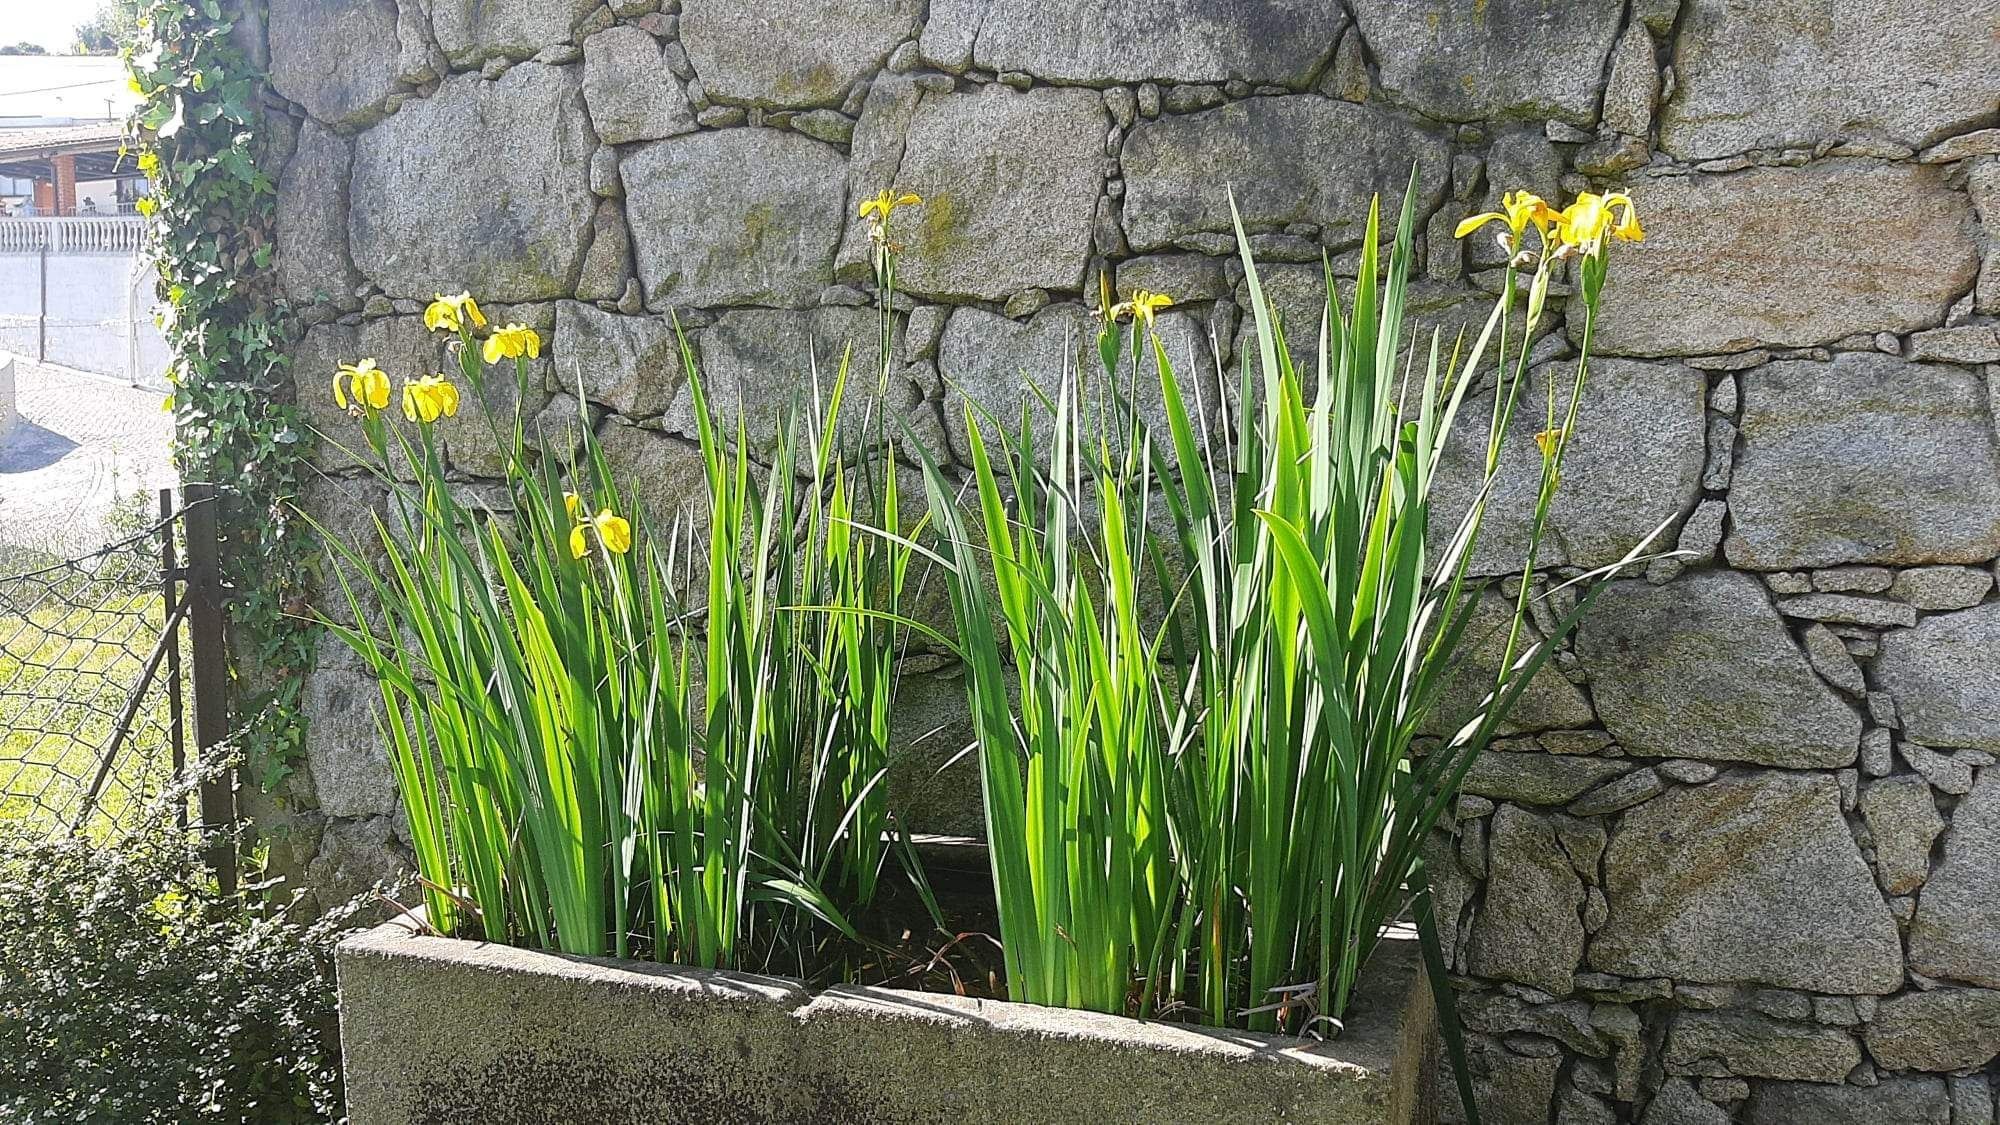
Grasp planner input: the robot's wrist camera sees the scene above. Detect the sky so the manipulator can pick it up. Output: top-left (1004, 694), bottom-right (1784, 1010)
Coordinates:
top-left (2, 0), bottom-right (110, 53)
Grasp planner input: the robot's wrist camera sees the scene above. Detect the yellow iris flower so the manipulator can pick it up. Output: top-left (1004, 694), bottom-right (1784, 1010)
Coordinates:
top-left (1556, 191), bottom-right (1643, 253)
top-left (1534, 427), bottom-right (1566, 457)
top-left (563, 491), bottom-right (584, 519)
top-left (401, 374), bottom-right (461, 424)
top-left (859, 189), bottom-right (922, 223)
top-left (482, 323), bottom-right (541, 365)
top-left (1454, 190), bottom-right (1557, 243)
top-left (861, 189), bottom-right (922, 276)
top-left (569, 509), bottom-right (633, 559)
top-left (424, 292), bottom-right (486, 334)
top-left (333, 359), bottom-right (391, 412)
top-left (1108, 289), bottom-right (1173, 329)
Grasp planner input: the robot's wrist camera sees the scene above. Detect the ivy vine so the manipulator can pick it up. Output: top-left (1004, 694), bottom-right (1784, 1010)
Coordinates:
top-left (127, 0), bottom-right (316, 788)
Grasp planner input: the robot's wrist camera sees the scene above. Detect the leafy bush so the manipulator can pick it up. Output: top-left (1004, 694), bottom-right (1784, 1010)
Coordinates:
top-left (0, 810), bottom-right (348, 1122)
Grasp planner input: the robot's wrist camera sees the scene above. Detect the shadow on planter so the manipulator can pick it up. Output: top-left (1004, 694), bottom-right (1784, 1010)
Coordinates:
top-left (336, 915), bottom-right (1438, 1124)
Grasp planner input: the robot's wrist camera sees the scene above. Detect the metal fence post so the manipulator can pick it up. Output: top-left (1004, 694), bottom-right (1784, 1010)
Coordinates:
top-left (182, 482), bottom-right (237, 894)
top-left (36, 240), bottom-right (47, 362)
top-left (159, 488), bottom-right (189, 832)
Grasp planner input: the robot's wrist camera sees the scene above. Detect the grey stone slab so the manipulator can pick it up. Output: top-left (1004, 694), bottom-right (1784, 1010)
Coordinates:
top-left (550, 302), bottom-right (683, 417)
top-left (1910, 768), bottom-right (2000, 987)
top-left (1349, 0), bottom-right (1624, 126)
top-left (1569, 769), bottom-right (1666, 817)
top-left (430, 0), bottom-right (599, 65)
top-left (302, 638), bottom-right (395, 820)
top-left (1438, 1035), bottom-right (1558, 1125)
top-left (1639, 1077), bottom-right (1730, 1125)
top-left (1588, 163), bottom-right (1977, 357)
top-left (1469, 805), bottom-right (1586, 996)
top-left (1660, 0), bottom-right (2000, 160)
top-left (1232, 269), bottom-right (1496, 390)
top-left (1889, 565), bottom-right (1993, 611)
top-left (679, 307), bottom-right (909, 450)
top-left (307, 815), bottom-right (409, 908)
top-left (1461, 752), bottom-right (1628, 809)
top-left (1801, 623), bottom-right (1865, 696)
top-left (350, 66), bottom-right (597, 301)
top-left (275, 120), bottom-right (359, 303)
top-left (625, 128), bottom-right (847, 309)
top-left (966, 0), bottom-right (1343, 86)
top-left (680, 0), bottom-right (919, 109)
top-left (1574, 572), bottom-right (1861, 768)
top-left (1878, 604), bottom-right (2000, 753)
top-left (1600, 24), bottom-right (1659, 137)
top-left (1742, 1076), bottom-right (1949, 1125)
top-left (1859, 775), bottom-right (1942, 895)
top-left (269, 0), bottom-right (404, 127)
top-left (881, 87), bottom-right (1105, 302)
top-left (1427, 358), bottom-right (1706, 577)
top-left (1664, 1010), bottom-right (1860, 1083)
top-left (1864, 987), bottom-right (2000, 1072)
top-left (1423, 589), bottom-right (1598, 740)
top-left (1725, 355), bottom-right (2000, 569)
top-left (1776, 593), bottom-right (1917, 628)
top-left (1591, 771), bottom-right (1903, 994)
top-left (581, 25), bottom-right (696, 144)
top-left (1121, 96), bottom-right (1449, 254)
top-left (935, 303), bottom-right (1214, 467)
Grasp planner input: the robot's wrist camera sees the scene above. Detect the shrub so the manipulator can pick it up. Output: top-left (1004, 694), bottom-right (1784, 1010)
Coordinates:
top-left (0, 807), bottom-right (348, 1122)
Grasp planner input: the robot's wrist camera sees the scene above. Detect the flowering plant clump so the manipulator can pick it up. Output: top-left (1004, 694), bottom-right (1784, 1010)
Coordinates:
top-left (309, 191), bottom-right (932, 972)
top-left (305, 170), bottom-right (1649, 1078)
top-left (904, 178), bottom-right (1655, 1043)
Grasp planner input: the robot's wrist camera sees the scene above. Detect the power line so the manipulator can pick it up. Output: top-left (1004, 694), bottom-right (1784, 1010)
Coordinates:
top-left (0, 78), bottom-right (133, 99)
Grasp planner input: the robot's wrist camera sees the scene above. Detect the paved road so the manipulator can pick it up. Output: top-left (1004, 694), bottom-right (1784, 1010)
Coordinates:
top-left (0, 355), bottom-right (175, 558)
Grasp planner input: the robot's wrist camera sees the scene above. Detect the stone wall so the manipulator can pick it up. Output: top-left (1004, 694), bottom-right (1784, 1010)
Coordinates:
top-left (254, 1), bottom-right (2000, 1122)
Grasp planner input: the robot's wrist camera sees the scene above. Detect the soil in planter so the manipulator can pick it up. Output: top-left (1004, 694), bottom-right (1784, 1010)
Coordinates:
top-left (806, 836), bottom-right (1424, 1040)
top-left (779, 835), bottom-right (1009, 1002)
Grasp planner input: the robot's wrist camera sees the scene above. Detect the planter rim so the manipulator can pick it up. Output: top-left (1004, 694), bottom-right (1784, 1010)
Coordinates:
top-left (341, 912), bottom-right (1416, 1065)
top-left (337, 914), bottom-right (1435, 1123)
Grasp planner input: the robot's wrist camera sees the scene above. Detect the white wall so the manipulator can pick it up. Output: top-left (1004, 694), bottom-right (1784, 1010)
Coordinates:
top-left (0, 249), bottom-right (170, 388)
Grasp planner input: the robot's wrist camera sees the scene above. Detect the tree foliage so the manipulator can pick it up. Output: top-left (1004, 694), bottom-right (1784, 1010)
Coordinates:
top-left (74, 1), bottom-right (143, 55)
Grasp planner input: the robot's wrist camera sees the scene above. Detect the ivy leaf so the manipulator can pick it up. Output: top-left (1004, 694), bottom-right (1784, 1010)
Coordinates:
top-left (139, 98), bottom-right (175, 130)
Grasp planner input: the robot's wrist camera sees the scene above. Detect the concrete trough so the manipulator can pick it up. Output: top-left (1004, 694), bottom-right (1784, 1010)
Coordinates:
top-left (337, 917), bottom-right (1438, 1124)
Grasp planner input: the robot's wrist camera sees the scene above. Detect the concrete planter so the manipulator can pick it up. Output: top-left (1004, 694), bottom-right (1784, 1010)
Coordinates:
top-left (337, 917), bottom-right (1439, 1124)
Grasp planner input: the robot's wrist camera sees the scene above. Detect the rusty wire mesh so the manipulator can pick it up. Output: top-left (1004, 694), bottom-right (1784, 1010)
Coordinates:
top-left (0, 511), bottom-right (189, 841)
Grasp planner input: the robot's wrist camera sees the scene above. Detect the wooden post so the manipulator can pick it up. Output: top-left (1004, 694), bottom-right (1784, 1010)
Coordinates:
top-left (182, 482), bottom-right (237, 894)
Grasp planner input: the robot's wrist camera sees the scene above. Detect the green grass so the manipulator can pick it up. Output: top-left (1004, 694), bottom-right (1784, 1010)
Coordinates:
top-left (0, 586), bottom-right (186, 839)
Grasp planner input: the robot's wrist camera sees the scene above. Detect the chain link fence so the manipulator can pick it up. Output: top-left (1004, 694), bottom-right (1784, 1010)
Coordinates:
top-left (0, 490), bottom-right (191, 840)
